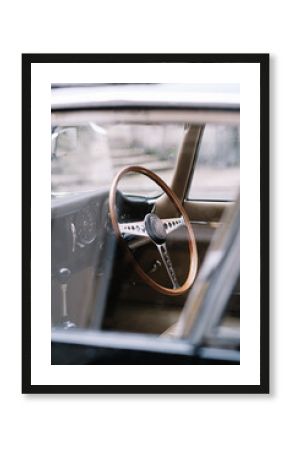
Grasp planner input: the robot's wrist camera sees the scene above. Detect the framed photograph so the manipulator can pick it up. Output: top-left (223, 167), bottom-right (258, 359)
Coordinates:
top-left (22, 53), bottom-right (269, 394)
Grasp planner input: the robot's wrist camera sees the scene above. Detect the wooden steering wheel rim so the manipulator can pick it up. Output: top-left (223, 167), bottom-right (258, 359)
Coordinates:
top-left (109, 165), bottom-right (198, 296)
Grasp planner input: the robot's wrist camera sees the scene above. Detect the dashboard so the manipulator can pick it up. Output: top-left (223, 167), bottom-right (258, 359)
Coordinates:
top-left (51, 188), bottom-right (153, 277)
top-left (51, 189), bottom-right (111, 277)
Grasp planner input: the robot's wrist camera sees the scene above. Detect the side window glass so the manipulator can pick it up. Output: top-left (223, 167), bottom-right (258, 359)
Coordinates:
top-left (188, 125), bottom-right (240, 201)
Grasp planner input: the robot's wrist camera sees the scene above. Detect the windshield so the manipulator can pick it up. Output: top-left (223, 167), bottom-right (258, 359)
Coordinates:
top-left (51, 123), bottom-right (183, 197)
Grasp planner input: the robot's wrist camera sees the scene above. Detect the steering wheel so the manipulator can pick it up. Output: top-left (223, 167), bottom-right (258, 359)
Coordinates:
top-left (109, 166), bottom-right (198, 296)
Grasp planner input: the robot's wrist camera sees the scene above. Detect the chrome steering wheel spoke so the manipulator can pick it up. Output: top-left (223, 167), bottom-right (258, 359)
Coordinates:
top-left (119, 220), bottom-right (148, 238)
top-left (156, 243), bottom-right (180, 289)
top-left (120, 217), bottom-right (182, 288)
top-left (161, 217), bottom-right (184, 235)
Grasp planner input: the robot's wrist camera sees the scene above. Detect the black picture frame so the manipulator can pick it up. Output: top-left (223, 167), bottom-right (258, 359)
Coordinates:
top-left (22, 53), bottom-right (269, 394)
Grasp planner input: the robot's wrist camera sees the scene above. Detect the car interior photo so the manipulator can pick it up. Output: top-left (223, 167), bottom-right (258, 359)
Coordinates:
top-left (51, 83), bottom-right (240, 365)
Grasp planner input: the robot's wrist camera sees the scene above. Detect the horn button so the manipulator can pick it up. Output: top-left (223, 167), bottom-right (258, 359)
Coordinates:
top-left (144, 213), bottom-right (167, 244)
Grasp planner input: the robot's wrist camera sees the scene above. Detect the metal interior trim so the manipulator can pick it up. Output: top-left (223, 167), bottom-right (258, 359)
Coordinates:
top-left (52, 328), bottom-right (195, 356)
